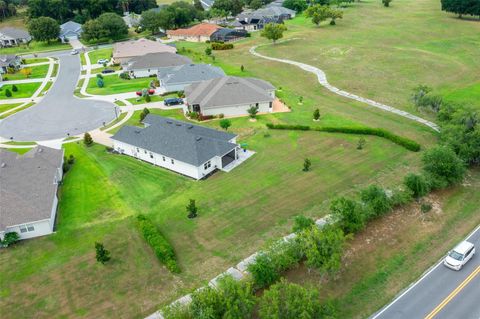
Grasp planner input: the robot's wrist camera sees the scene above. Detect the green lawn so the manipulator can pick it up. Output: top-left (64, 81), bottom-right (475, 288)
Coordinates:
top-left (3, 64), bottom-right (49, 81)
top-left (89, 48), bottom-right (113, 65)
top-left (24, 58), bottom-right (49, 64)
top-left (86, 75), bottom-right (153, 95)
top-left (0, 102), bottom-right (36, 119)
top-left (0, 124), bottom-right (422, 318)
top-left (0, 83), bottom-right (40, 99)
top-left (0, 41), bottom-right (68, 55)
top-left (0, 103), bottom-right (22, 114)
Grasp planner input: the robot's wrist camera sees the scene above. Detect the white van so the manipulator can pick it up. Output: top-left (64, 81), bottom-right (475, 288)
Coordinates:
top-left (444, 241), bottom-right (475, 271)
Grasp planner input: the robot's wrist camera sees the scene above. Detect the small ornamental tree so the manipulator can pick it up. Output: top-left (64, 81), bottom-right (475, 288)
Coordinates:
top-left (313, 108), bottom-right (320, 121)
top-left (139, 107), bottom-right (150, 122)
top-left (205, 46), bottom-right (212, 56)
top-left (305, 5), bottom-right (330, 26)
top-left (96, 77), bottom-right (104, 88)
top-left (240, 64), bottom-right (245, 72)
top-left (12, 84), bottom-right (18, 92)
top-left (261, 22), bottom-right (287, 44)
top-left (187, 199), bottom-right (198, 219)
top-left (247, 105), bottom-right (259, 119)
top-left (95, 242), bottom-right (111, 264)
top-left (303, 158), bottom-right (311, 171)
top-left (83, 132), bottom-right (93, 146)
top-left (145, 94), bottom-right (151, 103)
top-left (5, 88), bottom-right (12, 97)
top-left (357, 137), bottom-right (366, 150)
top-left (219, 118), bottom-right (231, 130)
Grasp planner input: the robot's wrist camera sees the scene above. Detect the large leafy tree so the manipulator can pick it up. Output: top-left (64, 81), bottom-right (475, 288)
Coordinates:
top-left (261, 22), bottom-right (287, 44)
top-left (422, 145), bottom-right (466, 188)
top-left (330, 197), bottom-right (366, 234)
top-left (28, 16), bottom-right (60, 43)
top-left (140, 9), bottom-right (161, 34)
top-left (441, 0), bottom-right (480, 18)
top-left (282, 0), bottom-right (308, 12)
top-left (305, 4), bottom-right (331, 26)
top-left (82, 12), bottom-right (127, 42)
top-left (212, 0), bottom-right (243, 16)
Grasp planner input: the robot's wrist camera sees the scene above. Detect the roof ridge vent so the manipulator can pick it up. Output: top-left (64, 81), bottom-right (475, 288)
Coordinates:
top-left (196, 137), bottom-right (202, 141)
top-left (166, 120), bottom-right (173, 124)
top-left (175, 123), bottom-right (182, 126)
top-left (1, 162), bottom-right (6, 168)
top-left (187, 125), bottom-right (193, 129)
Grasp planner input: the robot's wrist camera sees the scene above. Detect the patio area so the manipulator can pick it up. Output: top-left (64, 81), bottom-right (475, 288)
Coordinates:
top-left (221, 148), bottom-right (255, 173)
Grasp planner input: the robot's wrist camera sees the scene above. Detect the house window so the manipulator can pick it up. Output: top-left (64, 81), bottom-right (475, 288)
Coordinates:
top-left (171, 159), bottom-right (174, 164)
top-left (162, 156), bottom-right (166, 161)
top-left (19, 224), bottom-right (35, 233)
top-left (255, 103), bottom-right (259, 107)
top-left (136, 148), bottom-right (140, 152)
top-left (150, 152), bottom-right (154, 159)
top-left (204, 161), bottom-right (211, 170)
top-left (144, 150), bottom-right (147, 154)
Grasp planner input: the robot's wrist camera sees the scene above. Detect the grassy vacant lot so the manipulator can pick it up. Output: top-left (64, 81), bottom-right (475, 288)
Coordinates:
top-left (86, 75), bottom-right (152, 95)
top-left (89, 48), bottom-right (113, 65)
top-left (0, 41), bottom-right (68, 55)
top-left (0, 102), bottom-right (36, 119)
top-left (0, 103), bottom-right (22, 114)
top-left (255, 0), bottom-right (480, 114)
top-left (4, 64), bottom-right (50, 81)
top-left (1, 122), bottom-right (421, 318)
top-left (0, 82), bottom-right (40, 99)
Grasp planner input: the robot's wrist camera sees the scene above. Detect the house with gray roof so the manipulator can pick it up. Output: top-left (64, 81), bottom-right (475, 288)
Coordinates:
top-left (59, 21), bottom-right (82, 42)
top-left (232, 5), bottom-right (295, 31)
top-left (124, 52), bottom-right (192, 78)
top-left (184, 76), bottom-right (276, 117)
top-left (111, 114), bottom-right (240, 179)
top-left (0, 147), bottom-right (64, 241)
top-left (0, 27), bottom-right (31, 47)
top-left (157, 63), bottom-right (225, 93)
top-left (0, 54), bottom-right (22, 74)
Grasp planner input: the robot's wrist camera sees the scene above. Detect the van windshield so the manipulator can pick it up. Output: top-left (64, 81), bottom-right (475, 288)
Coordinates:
top-left (449, 250), bottom-right (464, 261)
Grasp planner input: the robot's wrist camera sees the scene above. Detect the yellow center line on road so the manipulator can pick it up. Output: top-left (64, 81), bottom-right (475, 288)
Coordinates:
top-left (424, 265), bottom-right (480, 319)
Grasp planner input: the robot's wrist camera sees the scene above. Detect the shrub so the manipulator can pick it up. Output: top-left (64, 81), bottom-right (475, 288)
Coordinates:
top-left (259, 279), bottom-right (323, 319)
top-left (360, 185), bottom-right (392, 218)
top-left (422, 146), bottom-right (466, 188)
top-left (313, 108), bottom-right (320, 120)
top-left (67, 154), bottom-right (75, 165)
top-left (96, 77), bottom-right (104, 88)
top-left (219, 118), bottom-right (231, 130)
top-left (357, 137), bottom-right (366, 150)
top-left (292, 215), bottom-right (315, 233)
top-left (5, 89), bottom-right (12, 97)
top-left (199, 114), bottom-right (214, 121)
top-left (217, 275), bottom-right (256, 319)
top-left (300, 224), bottom-right (346, 275)
top-left (404, 173), bottom-right (430, 199)
top-left (248, 239), bottom-right (304, 288)
top-left (247, 105), bottom-right (259, 119)
top-left (95, 242), bottom-right (111, 264)
top-left (211, 42), bottom-right (234, 50)
top-left (330, 197), bottom-right (366, 234)
top-left (390, 188), bottom-right (414, 207)
top-left (83, 132), bottom-right (93, 146)
top-left (188, 111), bottom-right (199, 120)
top-left (139, 107), bottom-right (150, 122)
top-left (421, 202), bottom-right (432, 214)
top-left (303, 158), bottom-right (311, 171)
top-left (190, 286), bottom-right (224, 318)
top-left (12, 84), bottom-right (18, 92)
top-left (162, 303), bottom-right (193, 319)
top-left (241, 65), bottom-right (244, 72)
top-left (1, 232), bottom-right (20, 247)
top-left (119, 72), bottom-right (130, 80)
top-left (205, 47), bottom-right (212, 56)
top-left (137, 214), bottom-right (180, 273)
top-left (145, 94), bottom-right (151, 103)
top-left (96, 73), bottom-right (104, 79)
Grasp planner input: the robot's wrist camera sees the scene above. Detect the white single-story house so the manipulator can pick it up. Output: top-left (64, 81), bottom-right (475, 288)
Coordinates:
top-left (124, 52), bottom-right (192, 78)
top-left (0, 54), bottom-right (22, 74)
top-left (59, 21), bottom-right (82, 42)
top-left (111, 115), bottom-right (240, 180)
top-left (0, 146), bottom-right (64, 241)
top-left (0, 27), bottom-right (31, 47)
top-left (184, 76), bottom-right (276, 117)
top-left (112, 38), bottom-right (177, 64)
top-left (157, 63), bottom-right (225, 93)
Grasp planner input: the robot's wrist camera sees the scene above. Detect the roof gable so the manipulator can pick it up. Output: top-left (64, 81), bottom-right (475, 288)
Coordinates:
top-left (157, 64), bottom-right (225, 85)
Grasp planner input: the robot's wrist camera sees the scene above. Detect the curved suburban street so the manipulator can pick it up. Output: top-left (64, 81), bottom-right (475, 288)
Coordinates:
top-left (0, 52), bottom-right (116, 141)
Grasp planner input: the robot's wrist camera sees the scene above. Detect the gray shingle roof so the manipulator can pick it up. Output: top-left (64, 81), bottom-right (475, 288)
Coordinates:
top-left (0, 54), bottom-right (19, 67)
top-left (112, 115), bottom-right (237, 166)
top-left (0, 27), bottom-right (30, 39)
top-left (185, 76), bottom-right (275, 109)
top-left (60, 21), bottom-right (82, 37)
top-left (0, 147), bottom-right (63, 231)
top-left (125, 52), bottom-right (192, 71)
top-left (158, 64), bottom-right (225, 86)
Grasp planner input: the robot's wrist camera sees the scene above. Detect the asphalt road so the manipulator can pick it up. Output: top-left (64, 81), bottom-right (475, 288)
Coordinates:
top-left (370, 225), bottom-right (480, 319)
top-left (0, 52), bottom-right (115, 141)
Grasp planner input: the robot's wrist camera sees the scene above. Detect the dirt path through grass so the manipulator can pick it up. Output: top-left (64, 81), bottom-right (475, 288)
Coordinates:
top-left (250, 40), bottom-right (440, 132)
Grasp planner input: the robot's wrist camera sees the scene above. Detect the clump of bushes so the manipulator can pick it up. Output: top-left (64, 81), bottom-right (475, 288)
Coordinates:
top-left (1, 232), bottom-right (19, 247)
top-left (211, 42), bottom-right (234, 50)
top-left (119, 72), bottom-right (130, 80)
top-left (137, 214), bottom-right (180, 273)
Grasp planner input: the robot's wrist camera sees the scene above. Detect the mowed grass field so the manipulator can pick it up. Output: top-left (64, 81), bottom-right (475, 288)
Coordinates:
top-left (86, 75), bottom-right (152, 95)
top-left (1, 123), bottom-right (421, 318)
top-left (0, 82), bottom-right (41, 99)
top-left (4, 64), bottom-right (50, 81)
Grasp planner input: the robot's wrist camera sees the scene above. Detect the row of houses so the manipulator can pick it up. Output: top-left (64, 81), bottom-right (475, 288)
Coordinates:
top-left (0, 21), bottom-right (83, 47)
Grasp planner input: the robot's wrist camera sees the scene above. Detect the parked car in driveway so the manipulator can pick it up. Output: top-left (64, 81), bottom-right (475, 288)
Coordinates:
top-left (97, 59), bottom-right (109, 64)
top-left (101, 69), bottom-right (115, 74)
top-left (164, 97), bottom-right (183, 106)
top-left (444, 241), bottom-right (475, 270)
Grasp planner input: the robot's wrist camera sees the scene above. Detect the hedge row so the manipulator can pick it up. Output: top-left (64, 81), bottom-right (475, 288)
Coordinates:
top-left (211, 42), bottom-right (234, 50)
top-left (136, 214), bottom-right (180, 273)
top-left (265, 123), bottom-right (421, 152)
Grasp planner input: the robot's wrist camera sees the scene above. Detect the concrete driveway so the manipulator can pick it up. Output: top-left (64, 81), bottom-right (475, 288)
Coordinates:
top-left (0, 52), bottom-right (115, 141)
